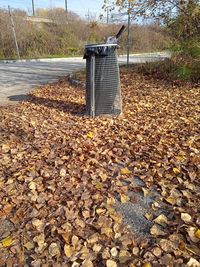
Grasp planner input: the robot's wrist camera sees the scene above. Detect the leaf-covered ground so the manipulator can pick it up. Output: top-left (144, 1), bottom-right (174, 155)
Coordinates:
top-left (0, 70), bottom-right (200, 266)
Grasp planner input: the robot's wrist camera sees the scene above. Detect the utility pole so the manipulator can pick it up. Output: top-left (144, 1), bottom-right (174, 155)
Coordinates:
top-left (65, 0), bottom-right (68, 14)
top-left (85, 9), bottom-right (90, 22)
top-left (8, 5), bottom-right (20, 59)
top-left (106, 7), bottom-right (109, 24)
top-left (127, 0), bottom-right (131, 67)
top-left (106, 5), bottom-right (114, 24)
top-left (32, 0), bottom-right (35, 16)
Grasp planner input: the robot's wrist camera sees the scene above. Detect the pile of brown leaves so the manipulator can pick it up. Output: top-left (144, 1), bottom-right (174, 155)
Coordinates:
top-left (0, 71), bottom-right (199, 266)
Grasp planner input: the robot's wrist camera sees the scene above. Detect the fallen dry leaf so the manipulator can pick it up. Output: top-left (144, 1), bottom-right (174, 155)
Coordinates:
top-left (110, 247), bottom-right (118, 257)
top-left (32, 219), bottom-right (43, 231)
top-left (194, 229), bottom-right (200, 239)
top-left (120, 167), bottom-right (132, 175)
top-left (181, 213), bottom-right (192, 223)
top-left (0, 236), bottom-right (15, 248)
top-left (142, 188), bottom-right (149, 197)
top-left (64, 245), bottom-right (73, 257)
top-left (101, 227), bottom-right (113, 238)
top-left (86, 132), bottom-right (94, 139)
top-left (142, 263), bottom-right (152, 267)
top-left (187, 227), bottom-right (200, 243)
top-left (118, 249), bottom-right (132, 263)
top-left (49, 242), bottom-right (60, 257)
top-left (187, 258), bottom-right (200, 267)
top-left (82, 259), bottom-right (94, 267)
top-left (33, 234), bottom-right (46, 251)
top-left (0, 70), bottom-right (199, 265)
top-left (106, 259), bottom-right (117, 267)
top-left (150, 225), bottom-right (166, 236)
top-left (154, 214), bottom-right (168, 225)
top-left (60, 168), bottom-right (66, 177)
top-left (120, 194), bottom-right (130, 203)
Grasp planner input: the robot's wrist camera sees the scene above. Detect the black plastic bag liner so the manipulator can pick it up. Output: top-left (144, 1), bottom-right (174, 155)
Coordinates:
top-left (83, 43), bottom-right (119, 59)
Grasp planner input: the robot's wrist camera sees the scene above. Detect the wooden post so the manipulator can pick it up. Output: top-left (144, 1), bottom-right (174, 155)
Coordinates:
top-left (8, 5), bottom-right (20, 59)
top-left (127, 0), bottom-right (131, 67)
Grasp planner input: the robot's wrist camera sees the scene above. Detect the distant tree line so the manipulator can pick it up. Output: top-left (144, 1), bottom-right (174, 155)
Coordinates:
top-left (0, 7), bottom-right (170, 59)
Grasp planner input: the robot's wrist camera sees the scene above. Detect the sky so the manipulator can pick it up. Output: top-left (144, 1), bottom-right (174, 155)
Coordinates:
top-left (0, 0), bottom-right (105, 18)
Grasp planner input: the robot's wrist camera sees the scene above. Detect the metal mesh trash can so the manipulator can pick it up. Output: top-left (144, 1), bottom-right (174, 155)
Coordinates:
top-left (84, 44), bottom-right (122, 117)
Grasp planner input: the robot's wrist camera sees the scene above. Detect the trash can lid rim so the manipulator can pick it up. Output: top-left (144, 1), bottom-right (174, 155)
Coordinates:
top-left (85, 43), bottom-right (118, 48)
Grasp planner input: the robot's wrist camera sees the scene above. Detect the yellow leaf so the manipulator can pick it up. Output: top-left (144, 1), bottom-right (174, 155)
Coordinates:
top-left (99, 172), bottom-right (108, 181)
top-left (137, 134), bottom-right (143, 141)
top-left (29, 181), bottom-right (36, 191)
top-left (60, 168), bottom-right (66, 178)
top-left (32, 219), bottom-right (43, 231)
top-left (49, 242), bottom-right (60, 257)
top-left (181, 213), bottom-right (192, 223)
top-left (119, 250), bottom-right (132, 263)
top-left (195, 229), bottom-right (200, 239)
top-left (166, 196), bottom-right (177, 205)
top-left (95, 182), bottom-right (103, 190)
top-left (107, 197), bottom-right (115, 206)
top-left (176, 155), bottom-right (185, 162)
top-left (173, 167), bottom-right (180, 174)
top-left (24, 242), bottom-right (34, 250)
top-left (0, 236), bottom-right (14, 247)
top-left (110, 213), bottom-right (123, 224)
top-left (150, 225), bottom-right (166, 236)
top-left (101, 227), bottom-right (113, 238)
top-left (87, 233), bottom-right (99, 244)
top-left (87, 132), bottom-right (94, 139)
top-left (187, 257), bottom-right (200, 267)
top-left (75, 218), bottom-right (85, 228)
top-left (64, 245), bottom-right (73, 257)
top-left (96, 208), bottom-right (106, 215)
top-left (2, 143), bottom-right (10, 153)
top-left (82, 259), bottom-right (94, 267)
top-left (145, 213), bottom-right (153, 220)
top-left (33, 234), bottom-right (46, 251)
top-left (187, 227), bottom-right (199, 243)
top-left (120, 167), bottom-right (132, 175)
top-left (110, 247), bottom-right (118, 257)
top-left (142, 188), bottom-right (149, 197)
top-left (132, 247), bottom-right (139, 256)
top-left (120, 194), bottom-right (130, 203)
top-left (93, 243), bottom-right (102, 253)
top-left (142, 263), bottom-right (152, 267)
top-left (154, 214), bottom-right (168, 225)
top-left (71, 235), bottom-right (79, 247)
top-left (79, 154), bottom-right (85, 162)
top-left (106, 259), bottom-right (117, 267)
top-left (30, 119), bottom-right (37, 127)
top-left (82, 210), bottom-right (90, 219)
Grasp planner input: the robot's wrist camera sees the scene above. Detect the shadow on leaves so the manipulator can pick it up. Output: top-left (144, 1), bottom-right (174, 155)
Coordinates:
top-left (28, 95), bottom-right (85, 115)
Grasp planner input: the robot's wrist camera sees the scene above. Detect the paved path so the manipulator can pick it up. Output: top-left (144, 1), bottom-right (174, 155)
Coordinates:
top-left (0, 52), bottom-right (170, 105)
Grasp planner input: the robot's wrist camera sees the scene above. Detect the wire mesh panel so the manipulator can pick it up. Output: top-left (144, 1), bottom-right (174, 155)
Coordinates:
top-left (85, 44), bottom-right (122, 117)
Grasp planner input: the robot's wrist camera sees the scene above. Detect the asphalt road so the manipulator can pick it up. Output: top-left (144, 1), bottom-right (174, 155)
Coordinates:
top-left (0, 52), bottom-right (170, 105)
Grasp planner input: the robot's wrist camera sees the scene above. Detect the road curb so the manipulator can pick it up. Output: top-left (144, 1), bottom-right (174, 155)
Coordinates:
top-left (0, 52), bottom-right (171, 64)
top-left (0, 57), bottom-right (84, 64)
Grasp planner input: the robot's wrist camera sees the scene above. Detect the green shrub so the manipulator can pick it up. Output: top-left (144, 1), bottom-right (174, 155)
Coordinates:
top-left (68, 47), bottom-right (78, 55)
